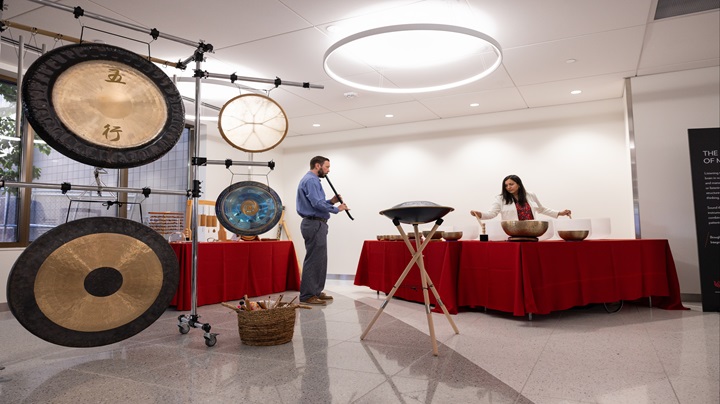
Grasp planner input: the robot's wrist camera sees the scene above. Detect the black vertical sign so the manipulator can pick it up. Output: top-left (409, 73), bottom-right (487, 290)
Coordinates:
top-left (688, 128), bottom-right (720, 312)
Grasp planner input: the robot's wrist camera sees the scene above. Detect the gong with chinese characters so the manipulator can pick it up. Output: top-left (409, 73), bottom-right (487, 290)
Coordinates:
top-left (22, 43), bottom-right (185, 168)
top-left (6, 217), bottom-right (179, 347)
top-left (215, 181), bottom-right (282, 236)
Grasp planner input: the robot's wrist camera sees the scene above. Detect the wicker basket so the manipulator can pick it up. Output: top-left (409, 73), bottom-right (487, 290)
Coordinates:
top-left (234, 303), bottom-right (298, 346)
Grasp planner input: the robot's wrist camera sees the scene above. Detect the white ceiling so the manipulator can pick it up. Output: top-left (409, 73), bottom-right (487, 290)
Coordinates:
top-left (1, 0), bottom-right (718, 138)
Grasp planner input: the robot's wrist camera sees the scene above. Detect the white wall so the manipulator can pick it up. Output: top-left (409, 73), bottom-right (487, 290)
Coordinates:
top-left (630, 66), bottom-right (720, 294)
top-left (270, 99), bottom-right (635, 275)
top-left (0, 248), bottom-right (25, 304)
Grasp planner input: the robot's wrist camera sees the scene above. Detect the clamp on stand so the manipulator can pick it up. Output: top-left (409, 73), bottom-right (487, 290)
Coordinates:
top-left (360, 218), bottom-right (459, 356)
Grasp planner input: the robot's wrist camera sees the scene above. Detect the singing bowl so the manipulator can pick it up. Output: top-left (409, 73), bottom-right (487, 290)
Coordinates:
top-left (22, 43), bottom-right (184, 169)
top-left (422, 230), bottom-right (444, 239)
top-left (443, 231), bottom-right (463, 241)
top-left (558, 230), bottom-right (589, 241)
top-left (501, 220), bottom-right (549, 238)
top-left (380, 201), bottom-right (454, 224)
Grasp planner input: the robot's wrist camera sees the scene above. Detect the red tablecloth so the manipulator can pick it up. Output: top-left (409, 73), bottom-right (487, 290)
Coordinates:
top-left (170, 241), bottom-right (301, 310)
top-left (458, 240), bottom-right (687, 316)
top-left (354, 240), bottom-right (461, 314)
top-left (456, 241), bottom-right (524, 314)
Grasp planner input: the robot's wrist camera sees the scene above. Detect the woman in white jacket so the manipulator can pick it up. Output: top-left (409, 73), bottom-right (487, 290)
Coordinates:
top-left (470, 174), bottom-right (571, 221)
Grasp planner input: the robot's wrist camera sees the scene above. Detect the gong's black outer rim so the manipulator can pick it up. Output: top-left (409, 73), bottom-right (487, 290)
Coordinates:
top-left (21, 43), bottom-right (185, 169)
top-left (216, 181), bottom-right (283, 236)
top-left (6, 217), bottom-right (179, 347)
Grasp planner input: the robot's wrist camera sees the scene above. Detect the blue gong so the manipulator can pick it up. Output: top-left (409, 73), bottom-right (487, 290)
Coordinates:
top-left (216, 181), bottom-right (282, 236)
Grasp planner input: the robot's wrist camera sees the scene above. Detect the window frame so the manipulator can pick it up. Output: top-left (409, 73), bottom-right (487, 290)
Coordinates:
top-left (1, 70), bottom-right (192, 248)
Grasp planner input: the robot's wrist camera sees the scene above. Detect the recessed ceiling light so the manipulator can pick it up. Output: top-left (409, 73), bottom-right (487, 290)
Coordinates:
top-left (566, 58), bottom-right (577, 64)
top-left (385, 114), bottom-right (394, 118)
top-left (326, 25), bottom-right (340, 33)
top-left (570, 90), bottom-right (582, 95)
top-left (470, 103), bottom-right (480, 107)
top-left (312, 123), bottom-right (321, 127)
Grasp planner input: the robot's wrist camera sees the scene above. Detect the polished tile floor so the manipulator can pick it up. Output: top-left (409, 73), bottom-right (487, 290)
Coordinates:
top-left (0, 280), bottom-right (718, 404)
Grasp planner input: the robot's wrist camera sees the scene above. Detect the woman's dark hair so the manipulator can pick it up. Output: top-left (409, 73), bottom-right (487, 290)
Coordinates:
top-left (310, 155), bottom-right (329, 169)
top-left (501, 174), bottom-right (528, 205)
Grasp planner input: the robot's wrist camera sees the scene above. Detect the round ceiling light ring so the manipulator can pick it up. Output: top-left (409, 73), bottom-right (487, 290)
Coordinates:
top-left (323, 23), bottom-right (503, 94)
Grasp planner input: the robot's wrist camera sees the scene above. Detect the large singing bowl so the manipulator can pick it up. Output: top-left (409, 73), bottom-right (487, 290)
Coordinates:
top-left (379, 201), bottom-right (454, 224)
top-left (501, 220), bottom-right (549, 238)
top-left (558, 230), bottom-right (589, 241)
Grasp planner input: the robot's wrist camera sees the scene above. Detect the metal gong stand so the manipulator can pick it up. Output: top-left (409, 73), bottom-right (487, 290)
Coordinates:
top-left (6, 0), bottom-right (217, 347)
top-left (10, 1), bottom-right (323, 348)
top-left (1, 33), bottom-right (192, 349)
top-left (361, 202), bottom-right (460, 356)
top-left (176, 66), bottom-right (321, 347)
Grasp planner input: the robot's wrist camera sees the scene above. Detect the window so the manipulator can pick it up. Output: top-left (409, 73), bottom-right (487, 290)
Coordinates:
top-left (25, 128), bottom-right (190, 242)
top-left (29, 152), bottom-right (120, 241)
top-left (1, 70), bottom-right (190, 246)
top-left (127, 128), bottom-right (190, 221)
top-left (0, 80), bottom-right (22, 243)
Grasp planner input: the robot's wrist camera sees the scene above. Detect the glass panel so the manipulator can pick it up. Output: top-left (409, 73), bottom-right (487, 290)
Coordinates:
top-left (128, 127), bottom-right (190, 237)
top-left (0, 80), bottom-right (20, 243)
top-left (30, 148), bottom-right (120, 241)
top-left (25, 121), bottom-right (188, 241)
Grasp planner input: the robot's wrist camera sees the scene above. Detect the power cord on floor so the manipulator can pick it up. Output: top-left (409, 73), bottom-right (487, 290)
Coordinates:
top-left (0, 365), bottom-right (10, 382)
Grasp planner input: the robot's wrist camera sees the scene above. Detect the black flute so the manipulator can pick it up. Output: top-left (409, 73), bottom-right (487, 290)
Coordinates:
top-left (324, 175), bottom-right (354, 220)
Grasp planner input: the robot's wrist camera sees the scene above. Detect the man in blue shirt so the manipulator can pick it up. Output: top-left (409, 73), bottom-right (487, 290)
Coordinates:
top-left (296, 156), bottom-right (349, 305)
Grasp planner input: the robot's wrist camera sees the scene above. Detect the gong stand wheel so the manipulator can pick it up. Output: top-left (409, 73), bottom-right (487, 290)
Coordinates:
top-left (177, 314), bottom-right (217, 347)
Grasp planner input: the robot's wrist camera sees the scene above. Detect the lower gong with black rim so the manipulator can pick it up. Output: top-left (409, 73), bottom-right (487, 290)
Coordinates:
top-left (6, 216), bottom-right (179, 347)
top-left (216, 181), bottom-right (282, 236)
top-left (21, 43), bottom-right (185, 168)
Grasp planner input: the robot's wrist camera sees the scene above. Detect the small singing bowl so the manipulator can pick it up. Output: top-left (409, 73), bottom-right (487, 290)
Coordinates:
top-left (558, 230), bottom-right (589, 241)
top-left (443, 231), bottom-right (463, 241)
top-left (501, 220), bottom-right (549, 238)
top-left (422, 230), bottom-right (444, 239)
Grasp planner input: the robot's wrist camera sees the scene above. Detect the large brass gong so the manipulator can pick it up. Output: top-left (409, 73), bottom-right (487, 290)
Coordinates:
top-left (22, 43), bottom-right (185, 168)
top-left (6, 217), bottom-right (179, 347)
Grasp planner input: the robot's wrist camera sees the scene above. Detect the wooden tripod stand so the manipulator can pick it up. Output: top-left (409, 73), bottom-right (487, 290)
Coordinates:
top-left (360, 218), bottom-right (459, 356)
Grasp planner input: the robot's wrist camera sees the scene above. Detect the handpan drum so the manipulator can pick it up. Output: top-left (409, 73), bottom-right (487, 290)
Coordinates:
top-left (380, 201), bottom-right (455, 224)
top-left (6, 217), bottom-right (179, 347)
top-left (216, 181), bottom-right (282, 236)
top-left (22, 43), bottom-right (185, 168)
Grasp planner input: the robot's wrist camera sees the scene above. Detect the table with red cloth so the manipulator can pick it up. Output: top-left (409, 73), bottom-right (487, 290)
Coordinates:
top-left (170, 241), bottom-right (301, 310)
top-left (354, 240), bottom-right (461, 314)
top-left (355, 239), bottom-right (686, 317)
top-left (457, 239), bottom-right (686, 316)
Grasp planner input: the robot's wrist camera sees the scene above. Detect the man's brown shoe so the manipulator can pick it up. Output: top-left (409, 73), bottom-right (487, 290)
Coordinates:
top-left (318, 292), bottom-right (333, 300)
top-left (300, 296), bottom-right (326, 305)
